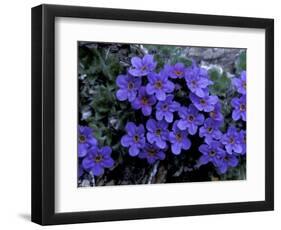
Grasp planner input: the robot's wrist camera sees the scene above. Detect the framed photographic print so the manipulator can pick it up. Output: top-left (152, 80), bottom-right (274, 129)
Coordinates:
top-left (31, 4), bottom-right (274, 225)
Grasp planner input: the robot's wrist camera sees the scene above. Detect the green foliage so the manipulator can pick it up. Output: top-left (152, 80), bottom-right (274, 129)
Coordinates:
top-left (79, 44), bottom-right (137, 148)
top-left (143, 45), bottom-right (192, 69)
top-left (220, 158), bottom-right (246, 180)
top-left (208, 67), bottom-right (231, 97)
top-left (235, 51), bottom-right (246, 73)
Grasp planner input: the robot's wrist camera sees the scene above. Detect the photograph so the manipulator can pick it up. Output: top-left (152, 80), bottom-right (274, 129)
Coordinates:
top-left (77, 42), bottom-right (247, 187)
top-left (30, 3), bottom-right (274, 225)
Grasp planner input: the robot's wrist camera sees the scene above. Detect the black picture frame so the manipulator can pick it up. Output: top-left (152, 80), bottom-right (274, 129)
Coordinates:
top-left (31, 4), bottom-right (274, 225)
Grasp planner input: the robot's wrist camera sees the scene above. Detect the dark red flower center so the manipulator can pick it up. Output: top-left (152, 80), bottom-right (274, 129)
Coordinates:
top-left (191, 80), bottom-right (197, 86)
top-left (224, 156), bottom-right (230, 162)
top-left (155, 80), bottom-right (163, 89)
top-left (162, 104), bottom-right (168, 111)
top-left (133, 135), bottom-right (139, 142)
top-left (155, 129), bottom-right (161, 136)
top-left (209, 150), bottom-right (216, 157)
top-left (128, 82), bottom-right (134, 89)
top-left (176, 133), bottom-right (182, 141)
top-left (208, 127), bottom-right (213, 133)
top-left (141, 65), bottom-right (147, 71)
top-left (200, 99), bottom-right (206, 105)
top-left (188, 115), bottom-right (194, 122)
top-left (240, 104), bottom-right (246, 111)
top-left (94, 154), bottom-right (103, 163)
top-left (174, 70), bottom-right (182, 76)
top-left (141, 97), bottom-right (148, 105)
top-left (79, 135), bottom-right (86, 143)
top-left (148, 149), bottom-right (156, 156)
top-left (229, 137), bottom-right (235, 144)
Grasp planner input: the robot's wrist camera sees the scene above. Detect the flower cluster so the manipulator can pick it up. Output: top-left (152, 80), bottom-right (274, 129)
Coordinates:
top-left (197, 70), bottom-right (246, 174)
top-left (78, 126), bottom-right (114, 176)
top-left (231, 71), bottom-right (246, 122)
top-left (116, 54), bottom-right (246, 174)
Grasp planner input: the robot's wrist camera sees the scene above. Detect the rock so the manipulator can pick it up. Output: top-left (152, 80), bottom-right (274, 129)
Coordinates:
top-left (186, 47), bottom-right (244, 73)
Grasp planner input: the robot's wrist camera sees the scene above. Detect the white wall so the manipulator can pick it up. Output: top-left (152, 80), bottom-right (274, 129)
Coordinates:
top-left (0, 0), bottom-right (279, 228)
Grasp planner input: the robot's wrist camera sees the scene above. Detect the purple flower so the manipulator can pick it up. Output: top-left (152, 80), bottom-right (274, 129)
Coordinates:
top-left (121, 122), bottom-right (146, 156)
top-left (198, 141), bottom-right (226, 167)
top-left (129, 54), bottom-right (156, 77)
top-left (167, 63), bottom-right (185, 79)
top-left (221, 126), bottom-right (243, 154)
top-left (232, 71), bottom-right (246, 95)
top-left (169, 121), bottom-right (191, 155)
top-left (239, 129), bottom-right (246, 155)
top-left (116, 74), bottom-right (141, 102)
top-left (156, 95), bottom-right (180, 123)
top-left (82, 146), bottom-right (114, 176)
top-left (146, 71), bottom-right (175, 101)
top-left (199, 118), bottom-right (222, 144)
top-left (209, 102), bottom-right (224, 123)
top-left (78, 126), bottom-right (98, 158)
top-left (231, 95), bottom-right (246, 121)
top-left (139, 143), bottom-right (165, 164)
top-left (146, 119), bottom-right (169, 149)
top-left (185, 64), bottom-right (213, 97)
top-left (132, 87), bottom-right (156, 116)
top-left (190, 92), bottom-right (218, 112)
top-left (177, 105), bottom-right (204, 135)
top-left (217, 154), bottom-right (239, 174)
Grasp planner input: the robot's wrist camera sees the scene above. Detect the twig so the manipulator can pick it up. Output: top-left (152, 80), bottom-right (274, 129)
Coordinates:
top-left (139, 45), bottom-right (148, 55)
top-left (105, 48), bottom-right (110, 60)
top-left (89, 171), bottom-right (96, 186)
top-left (147, 161), bottom-right (160, 184)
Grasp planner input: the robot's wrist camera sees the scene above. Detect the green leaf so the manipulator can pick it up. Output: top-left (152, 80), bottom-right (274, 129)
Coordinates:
top-left (172, 56), bottom-right (192, 67)
top-left (209, 68), bottom-right (231, 97)
top-left (235, 51), bottom-right (246, 72)
top-left (209, 67), bottom-right (221, 81)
